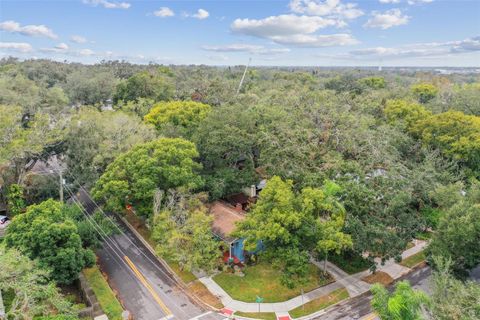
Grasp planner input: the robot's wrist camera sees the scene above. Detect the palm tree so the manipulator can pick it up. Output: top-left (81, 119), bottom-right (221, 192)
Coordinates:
top-left (371, 281), bottom-right (430, 320)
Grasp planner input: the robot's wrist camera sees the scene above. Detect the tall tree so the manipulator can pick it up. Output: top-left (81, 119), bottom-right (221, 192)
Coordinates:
top-left (64, 108), bottom-right (156, 187)
top-left (153, 190), bottom-right (221, 273)
top-left (113, 69), bottom-right (174, 104)
top-left (0, 105), bottom-right (63, 185)
top-left (235, 176), bottom-right (351, 286)
top-left (4, 199), bottom-right (95, 284)
top-left (411, 83), bottom-right (438, 104)
top-left (144, 100), bottom-right (212, 137)
top-left (0, 245), bottom-right (75, 320)
top-left (429, 256), bottom-right (480, 320)
top-left (92, 138), bottom-right (203, 217)
top-left (426, 181), bottom-right (480, 277)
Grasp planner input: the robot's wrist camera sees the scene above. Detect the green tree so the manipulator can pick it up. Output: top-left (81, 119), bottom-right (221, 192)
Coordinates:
top-left (64, 108), bottom-right (156, 187)
top-left (0, 105), bottom-right (64, 185)
top-left (153, 190), bottom-right (221, 273)
top-left (193, 104), bottom-right (258, 199)
top-left (302, 181), bottom-right (353, 272)
top-left (5, 199), bottom-right (95, 284)
top-left (92, 138), bottom-right (203, 217)
top-left (429, 256), bottom-right (480, 320)
top-left (235, 176), bottom-right (351, 286)
top-left (384, 99), bottom-right (432, 131)
top-left (414, 111), bottom-right (480, 172)
top-left (426, 181), bottom-right (480, 277)
top-left (0, 245), bottom-right (75, 320)
top-left (6, 183), bottom-right (26, 216)
top-left (113, 70), bottom-right (174, 104)
top-left (144, 100), bottom-right (212, 137)
top-left (371, 281), bottom-right (430, 320)
top-left (64, 69), bottom-right (117, 106)
top-left (115, 97), bottom-right (155, 118)
top-left (451, 83), bottom-right (480, 115)
top-left (411, 83), bottom-right (438, 104)
top-left (359, 76), bottom-right (386, 89)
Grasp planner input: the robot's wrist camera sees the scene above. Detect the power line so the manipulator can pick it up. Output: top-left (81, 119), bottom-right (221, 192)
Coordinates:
top-left (45, 167), bottom-right (202, 316)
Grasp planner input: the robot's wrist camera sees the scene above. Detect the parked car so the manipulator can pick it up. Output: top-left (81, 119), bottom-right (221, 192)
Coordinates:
top-left (0, 215), bottom-right (9, 224)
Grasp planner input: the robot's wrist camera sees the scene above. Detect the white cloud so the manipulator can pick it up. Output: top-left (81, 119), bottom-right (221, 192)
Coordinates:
top-left (55, 43), bottom-right (69, 50)
top-left (0, 20), bottom-right (57, 39)
top-left (231, 14), bottom-right (357, 47)
top-left (154, 7), bottom-right (175, 17)
top-left (192, 9), bottom-right (210, 20)
top-left (364, 9), bottom-right (409, 29)
top-left (270, 33), bottom-right (358, 47)
top-left (407, 0), bottom-right (433, 5)
top-left (0, 42), bottom-right (33, 53)
top-left (345, 36), bottom-right (480, 60)
top-left (83, 0), bottom-right (130, 9)
top-left (379, 0), bottom-right (400, 3)
top-left (202, 43), bottom-right (291, 55)
top-left (289, 0), bottom-right (364, 20)
top-left (79, 49), bottom-right (95, 56)
top-left (206, 54), bottom-right (229, 61)
top-left (71, 35), bottom-right (87, 43)
top-left (232, 14), bottom-right (342, 38)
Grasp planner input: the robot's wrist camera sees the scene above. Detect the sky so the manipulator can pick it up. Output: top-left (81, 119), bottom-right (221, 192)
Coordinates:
top-left (0, 0), bottom-right (479, 66)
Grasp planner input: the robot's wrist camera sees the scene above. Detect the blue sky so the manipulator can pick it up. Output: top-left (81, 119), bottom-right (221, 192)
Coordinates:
top-left (1, 0), bottom-right (479, 66)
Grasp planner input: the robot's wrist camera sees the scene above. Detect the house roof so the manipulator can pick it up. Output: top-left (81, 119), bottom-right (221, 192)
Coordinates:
top-left (210, 201), bottom-right (246, 242)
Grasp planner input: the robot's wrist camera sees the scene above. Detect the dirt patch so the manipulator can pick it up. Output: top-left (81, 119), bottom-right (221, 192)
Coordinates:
top-left (361, 271), bottom-right (394, 286)
top-left (188, 280), bottom-right (223, 309)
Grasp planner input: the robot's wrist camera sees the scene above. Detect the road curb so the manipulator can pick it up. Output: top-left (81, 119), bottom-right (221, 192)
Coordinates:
top-left (118, 215), bottom-right (221, 312)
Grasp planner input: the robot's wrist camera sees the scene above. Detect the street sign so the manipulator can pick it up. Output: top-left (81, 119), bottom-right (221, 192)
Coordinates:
top-left (256, 296), bottom-right (264, 303)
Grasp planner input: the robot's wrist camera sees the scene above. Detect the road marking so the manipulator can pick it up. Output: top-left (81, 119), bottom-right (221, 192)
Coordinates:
top-left (124, 255), bottom-right (173, 317)
top-left (158, 315), bottom-right (175, 320)
top-left (361, 313), bottom-right (378, 320)
top-left (188, 311), bottom-right (212, 320)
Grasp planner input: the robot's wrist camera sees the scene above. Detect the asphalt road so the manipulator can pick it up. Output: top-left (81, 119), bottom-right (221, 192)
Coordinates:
top-left (315, 266), bottom-right (432, 320)
top-left (75, 190), bottom-right (224, 320)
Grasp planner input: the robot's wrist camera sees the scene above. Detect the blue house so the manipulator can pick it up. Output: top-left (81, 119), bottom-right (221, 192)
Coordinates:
top-left (210, 201), bottom-right (249, 264)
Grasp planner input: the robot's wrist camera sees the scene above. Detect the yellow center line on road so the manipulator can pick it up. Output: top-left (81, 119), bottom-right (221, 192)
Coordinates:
top-left (124, 255), bottom-right (173, 317)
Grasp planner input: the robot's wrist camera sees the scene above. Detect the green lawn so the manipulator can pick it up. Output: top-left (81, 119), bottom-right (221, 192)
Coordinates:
top-left (213, 262), bottom-right (333, 303)
top-left (83, 266), bottom-right (124, 320)
top-left (329, 251), bottom-right (371, 275)
top-left (235, 312), bottom-right (277, 320)
top-left (289, 288), bottom-right (349, 318)
top-left (400, 251), bottom-right (426, 268)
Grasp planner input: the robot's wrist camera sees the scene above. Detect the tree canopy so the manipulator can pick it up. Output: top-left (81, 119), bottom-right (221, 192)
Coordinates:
top-left (144, 100), bottom-right (212, 137)
top-left (4, 199), bottom-right (95, 284)
top-left (92, 137), bottom-right (203, 217)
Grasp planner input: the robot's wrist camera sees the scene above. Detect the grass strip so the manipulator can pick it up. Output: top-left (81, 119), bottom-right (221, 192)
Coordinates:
top-left (289, 288), bottom-right (349, 318)
top-left (400, 251), bottom-right (426, 268)
top-left (83, 266), bottom-right (124, 320)
top-left (188, 280), bottom-right (223, 309)
top-left (235, 311), bottom-right (277, 320)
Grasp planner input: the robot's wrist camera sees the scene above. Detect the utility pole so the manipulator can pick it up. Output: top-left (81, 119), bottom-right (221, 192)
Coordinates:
top-left (236, 57), bottom-right (252, 95)
top-left (59, 169), bottom-right (64, 203)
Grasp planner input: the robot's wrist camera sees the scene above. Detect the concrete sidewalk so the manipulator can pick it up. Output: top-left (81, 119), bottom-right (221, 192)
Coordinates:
top-left (199, 240), bottom-right (427, 317)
